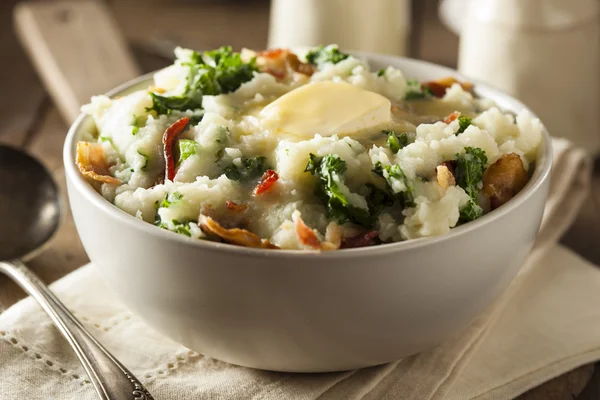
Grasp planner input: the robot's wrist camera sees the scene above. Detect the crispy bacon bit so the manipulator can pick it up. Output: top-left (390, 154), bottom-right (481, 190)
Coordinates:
top-left (199, 215), bottom-right (278, 249)
top-left (292, 211), bottom-right (321, 249)
top-left (253, 169), bottom-right (279, 195)
top-left (285, 52), bottom-right (316, 76)
top-left (258, 48), bottom-right (286, 59)
top-left (225, 201), bottom-right (249, 213)
top-left (162, 117), bottom-right (190, 182)
top-left (76, 142), bottom-right (121, 184)
top-left (443, 111), bottom-right (461, 124)
top-left (436, 162), bottom-right (456, 189)
top-left (340, 231), bottom-right (380, 249)
top-left (483, 153), bottom-right (528, 209)
top-left (256, 48), bottom-right (315, 80)
top-left (265, 68), bottom-right (286, 80)
top-left (423, 77), bottom-right (473, 98)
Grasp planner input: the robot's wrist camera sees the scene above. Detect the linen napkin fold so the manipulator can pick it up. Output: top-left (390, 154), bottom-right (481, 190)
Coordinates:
top-left (0, 138), bottom-right (594, 400)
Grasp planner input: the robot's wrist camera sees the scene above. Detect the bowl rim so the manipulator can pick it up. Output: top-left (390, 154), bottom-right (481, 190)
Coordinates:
top-left (63, 53), bottom-right (553, 260)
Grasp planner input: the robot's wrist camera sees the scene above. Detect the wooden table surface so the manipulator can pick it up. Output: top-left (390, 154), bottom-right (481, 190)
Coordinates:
top-left (1, 0), bottom-right (599, 398)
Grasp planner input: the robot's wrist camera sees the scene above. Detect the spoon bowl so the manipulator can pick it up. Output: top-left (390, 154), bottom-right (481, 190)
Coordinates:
top-left (0, 144), bottom-right (153, 399)
top-left (0, 145), bottom-right (62, 260)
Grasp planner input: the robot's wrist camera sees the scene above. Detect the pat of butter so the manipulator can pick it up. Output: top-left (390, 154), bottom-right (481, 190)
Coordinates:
top-left (260, 81), bottom-right (392, 138)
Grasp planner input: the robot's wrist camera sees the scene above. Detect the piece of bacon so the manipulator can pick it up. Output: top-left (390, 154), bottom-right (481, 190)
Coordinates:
top-left (258, 48), bottom-right (287, 59)
top-left (292, 211), bottom-right (322, 249)
top-left (422, 77), bottom-right (474, 98)
top-left (225, 201), bottom-right (249, 213)
top-left (76, 141), bottom-right (121, 184)
top-left (483, 153), bottom-right (528, 209)
top-left (436, 161), bottom-right (457, 189)
top-left (256, 48), bottom-right (315, 79)
top-left (162, 117), bottom-right (190, 182)
top-left (198, 215), bottom-right (279, 249)
top-left (253, 169), bottom-right (279, 196)
top-left (340, 231), bottom-right (380, 249)
top-left (443, 111), bottom-right (461, 124)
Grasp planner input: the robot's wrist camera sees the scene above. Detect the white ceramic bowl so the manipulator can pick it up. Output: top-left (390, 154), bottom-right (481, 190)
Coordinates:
top-left (64, 53), bottom-right (552, 373)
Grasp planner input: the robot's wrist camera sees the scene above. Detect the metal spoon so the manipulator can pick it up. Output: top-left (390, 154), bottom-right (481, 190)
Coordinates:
top-left (0, 145), bottom-right (154, 400)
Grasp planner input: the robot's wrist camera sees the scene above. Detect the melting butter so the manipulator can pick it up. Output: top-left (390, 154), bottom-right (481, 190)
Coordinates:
top-left (259, 81), bottom-right (392, 138)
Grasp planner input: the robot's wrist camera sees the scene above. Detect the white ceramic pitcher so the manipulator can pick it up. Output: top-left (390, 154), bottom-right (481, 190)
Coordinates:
top-left (268, 0), bottom-right (412, 56)
top-left (457, 0), bottom-right (600, 154)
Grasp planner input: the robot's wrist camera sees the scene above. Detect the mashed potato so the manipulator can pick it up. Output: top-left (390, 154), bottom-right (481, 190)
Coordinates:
top-left (77, 45), bottom-right (542, 250)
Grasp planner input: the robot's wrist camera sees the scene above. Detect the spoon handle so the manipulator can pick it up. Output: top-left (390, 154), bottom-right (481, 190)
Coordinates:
top-left (0, 260), bottom-right (154, 400)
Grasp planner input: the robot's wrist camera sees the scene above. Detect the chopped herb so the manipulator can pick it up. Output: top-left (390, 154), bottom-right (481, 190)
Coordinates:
top-left (454, 147), bottom-right (488, 222)
top-left (178, 139), bottom-right (199, 165)
top-left (224, 156), bottom-right (267, 181)
top-left (404, 79), bottom-right (433, 100)
top-left (172, 220), bottom-right (192, 237)
top-left (147, 92), bottom-right (202, 116)
top-left (377, 68), bottom-right (386, 77)
top-left (160, 191), bottom-right (183, 208)
top-left (457, 115), bottom-right (472, 135)
top-left (153, 200), bottom-right (162, 226)
top-left (381, 130), bottom-right (415, 153)
top-left (131, 114), bottom-right (144, 135)
top-left (387, 132), bottom-right (401, 153)
top-left (365, 183), bottom-right (394, 216)
top-left (373, 162), bottom-right (414, 207)
top-left (189, 114), bottom-right (204, 126)
top-left (147, 46), bottom-right (257, 116)
top-left (137, 150), bottom-right (149, 170)
top-left (459, 201), bottom-right (482, 222)
top-left (154, 214), bottom-right (192, 237)
top-left (398, 132), bottom-right (416, 148)
top-left (305, 154), bottom-right (372, 226)
top-left (305, 45), bottom-right (350, 67)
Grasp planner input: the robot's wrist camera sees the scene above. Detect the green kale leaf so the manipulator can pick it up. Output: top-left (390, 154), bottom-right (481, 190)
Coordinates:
top-left (305, 153), bottom-right (372, 226)
top-left (454, 147), bottom-right (488, 222)
top-left (147, 46), bottom-right (257, 116)
top-left (224, 156), bottom-right (267, 181)
top-left (177, 139), bottom-right (200, 165)
top-left (457, 115), bottom-right (472, 135)
top-left (381, 130), bottom-right (415, 153)
top-left (305, 45), bottom-right (350, 67)
top-left (373, 162), bottom-right (414, 207)
top-left (171, 219), bottom-right (192, 237)
top-left (160, 191), bottom-right (183, 208)
top-left (404, 79), bottom-right (433, 100)
top-left (147, 92), bottom-right (202, 116)
top-left (365, 183), bottom-right (394, 217)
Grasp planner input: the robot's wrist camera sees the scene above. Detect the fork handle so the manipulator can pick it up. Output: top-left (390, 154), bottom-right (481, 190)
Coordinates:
top-left (0, 260), bottom-right (153, 400)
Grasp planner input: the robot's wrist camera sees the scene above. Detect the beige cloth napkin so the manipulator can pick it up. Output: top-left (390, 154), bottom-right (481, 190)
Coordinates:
top-left (0, 138), bottom-right (594, 400)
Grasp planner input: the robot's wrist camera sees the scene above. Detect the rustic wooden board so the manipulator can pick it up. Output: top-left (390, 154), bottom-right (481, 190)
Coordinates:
top-left (14, 1), bottom-right (142, 123)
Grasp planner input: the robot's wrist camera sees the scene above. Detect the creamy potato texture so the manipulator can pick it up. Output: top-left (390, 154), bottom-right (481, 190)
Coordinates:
top-left (78, 45), bottom-right (543, 250)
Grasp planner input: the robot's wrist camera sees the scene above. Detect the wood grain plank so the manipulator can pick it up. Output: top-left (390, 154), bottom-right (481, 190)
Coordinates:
top-left (0, 0), bottom-right (46, 147)
top-left (14, 1), bottom-right (141, 124)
